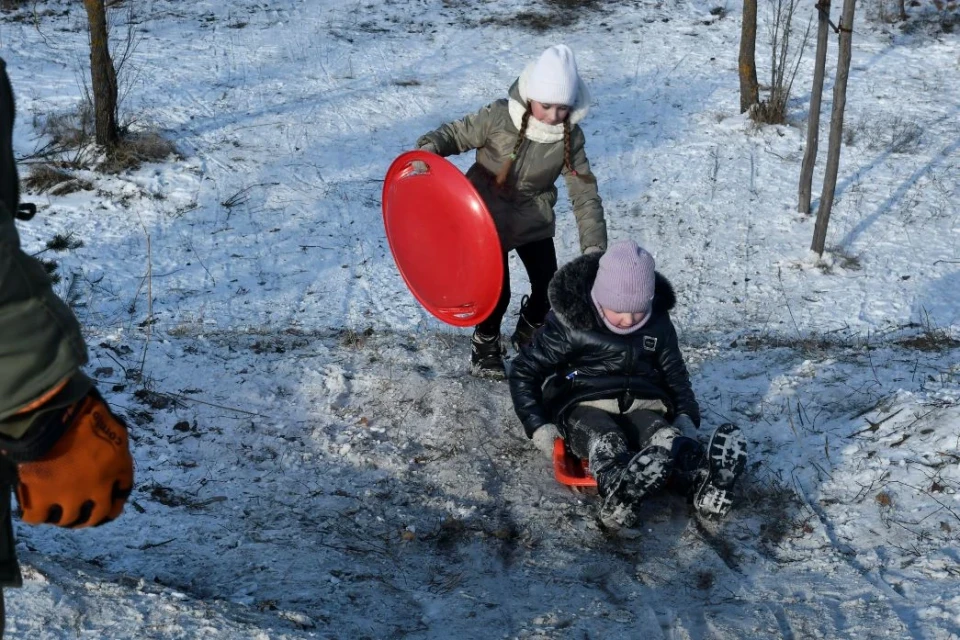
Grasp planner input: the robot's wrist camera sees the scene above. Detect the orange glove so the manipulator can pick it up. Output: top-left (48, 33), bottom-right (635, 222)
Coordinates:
top-left (16, 392), bottom-right (134, 528)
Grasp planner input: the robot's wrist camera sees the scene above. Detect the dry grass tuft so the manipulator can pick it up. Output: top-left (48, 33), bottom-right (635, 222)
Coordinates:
top-left (25, 163), bottom-right (94, 196)
top-left (39, 258), bottom-right (61, 285)
top-left (34, 103), bottom-right (95, 150)
top-left (340, 327), bottom-right (375, 349)
top-left (479, 0), bottom-right (604, 32)
top-left (25, 164), bottom-right (72, 192)
top-left (99, 131), bottom-right (178, 174)
top-left (45, 233), bottom-right (84, 252)
top-left (896, 332), bottom-right (960, 351)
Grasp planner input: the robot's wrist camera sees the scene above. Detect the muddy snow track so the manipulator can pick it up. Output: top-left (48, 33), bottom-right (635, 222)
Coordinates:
top-left (13, 329), bottom-right (957, 639)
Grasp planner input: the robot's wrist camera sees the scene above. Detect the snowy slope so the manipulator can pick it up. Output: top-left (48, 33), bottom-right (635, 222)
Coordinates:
top-left (0, 0), bottom-right (958, 637)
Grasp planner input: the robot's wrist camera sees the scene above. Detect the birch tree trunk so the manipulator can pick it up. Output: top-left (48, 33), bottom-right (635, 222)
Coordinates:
top-left (739, 0), bottom-right (760, 113)
top-left (83, 0), bottom-right (119, 147)
top-left (811, 0), bottom-right (856, 255)
top-left (798, 0), bottom-right (832, 214)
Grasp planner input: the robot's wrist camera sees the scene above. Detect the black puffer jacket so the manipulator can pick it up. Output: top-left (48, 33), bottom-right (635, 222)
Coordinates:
top-left (509, 253), bottom-right (700, 438)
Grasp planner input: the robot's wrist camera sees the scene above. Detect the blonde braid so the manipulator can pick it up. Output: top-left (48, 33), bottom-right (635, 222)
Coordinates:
top-left (495, 105), bottom-right (531, 188)
top-left (563, 120), bottom-right (577, 176)
top-left (563, 119), bottom-right (596, 184)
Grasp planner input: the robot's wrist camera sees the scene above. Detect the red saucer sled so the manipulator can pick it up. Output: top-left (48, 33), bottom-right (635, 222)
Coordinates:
top-left (382, 150), bottom-right (503, 327)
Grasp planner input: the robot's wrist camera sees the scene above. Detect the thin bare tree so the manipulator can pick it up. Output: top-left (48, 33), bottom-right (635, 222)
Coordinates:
top-left (798, 0), bottom-right (833, 214)
top-left (740, 0), bottom-right (760, 112)
top-left (769, 0), bottom-right (811, 115)
top-left (811, 0), bottom-right (856, 255)
top-left (83, 0), bottom-right (119, 147)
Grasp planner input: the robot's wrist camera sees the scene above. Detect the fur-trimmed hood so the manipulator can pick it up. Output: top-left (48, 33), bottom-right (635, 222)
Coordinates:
top-left (506, 66), bottom-right (590, 144)
top-left (547, 252), bottom-right (677, 332)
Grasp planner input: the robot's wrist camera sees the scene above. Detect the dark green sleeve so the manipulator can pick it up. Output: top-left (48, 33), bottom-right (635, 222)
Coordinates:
top-left (0, 237), bottom-right (91, 429)
top-left (0, 57), bottom-right (89, 435)
top-left (563, 126), bottom-right (607, 254)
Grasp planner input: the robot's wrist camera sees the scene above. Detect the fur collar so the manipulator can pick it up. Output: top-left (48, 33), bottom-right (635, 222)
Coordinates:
top-left (506, 63), bottom-right (590, 144)
top-left (547, 253), bottom-right (677, 332)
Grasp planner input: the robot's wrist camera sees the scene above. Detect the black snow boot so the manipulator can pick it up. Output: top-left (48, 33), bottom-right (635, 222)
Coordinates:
top-left (664, 435), bottom-right (706, 495)
top-left (470, 330), bottom-right (506, 380)
top-left (510, 296), bottom-right (544, 352)
top-left (590, 432), bottom-right (672, 530)
top-left (692, 423), bottom-right (747, 520)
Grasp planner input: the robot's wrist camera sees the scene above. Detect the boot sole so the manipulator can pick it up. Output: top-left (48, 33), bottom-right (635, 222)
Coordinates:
top-left (694, 424), bottom-right (747, 519)
top-left (599, 446), bottom-right (671, 530)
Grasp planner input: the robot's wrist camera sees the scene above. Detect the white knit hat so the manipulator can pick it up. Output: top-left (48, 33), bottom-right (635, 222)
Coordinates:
top-left (525, 45), bottom-right (580, 107)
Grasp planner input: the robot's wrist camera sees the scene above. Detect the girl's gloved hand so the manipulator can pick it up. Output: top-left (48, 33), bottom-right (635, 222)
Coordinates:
top-left (673, 414), bottom-right (697, 432)
top-left (531, 423), bottom-right (561, 458)
top-left (411, 143), bottom-right (437, 174)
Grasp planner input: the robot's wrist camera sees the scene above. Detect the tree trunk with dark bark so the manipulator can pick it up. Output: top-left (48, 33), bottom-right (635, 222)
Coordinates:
top-left (812, 0), bottom-right (856, 256)
top-left (83, 0), bottom-right (119, 148)
top-left (798, 0), bottom-right (832, 214)
top-left (739, 0), bottom-right (760, 113)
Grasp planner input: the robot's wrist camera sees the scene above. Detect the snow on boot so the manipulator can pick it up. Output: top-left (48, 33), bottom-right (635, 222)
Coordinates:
top-left (591, 433), bottom-right (671, 530)
top-left (470, 331), bottom-right (506, 380)
top-left (693, 423), bottom-right (747, 520)
top-left (648, 426), bottom-right (680, 451)
top-left (510, 296), bottom-right (543, 352)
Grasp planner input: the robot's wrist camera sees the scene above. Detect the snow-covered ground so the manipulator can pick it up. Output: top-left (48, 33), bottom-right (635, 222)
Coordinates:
top-left (1, 0), bottom-right (959, 637)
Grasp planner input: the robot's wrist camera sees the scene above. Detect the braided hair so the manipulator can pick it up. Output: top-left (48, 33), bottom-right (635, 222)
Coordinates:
top-left (495, 104), bottom-right (532, 187)
top-left (563, 117), bottom-right (596, 184)
top-left (562, 120), bottom-right (576, 177)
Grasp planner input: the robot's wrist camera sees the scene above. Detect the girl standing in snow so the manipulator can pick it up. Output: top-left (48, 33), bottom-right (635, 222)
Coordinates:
top-left (509, 241), bottom-right (747, 530)
top-left (415, 44), bottom-right (607, 379)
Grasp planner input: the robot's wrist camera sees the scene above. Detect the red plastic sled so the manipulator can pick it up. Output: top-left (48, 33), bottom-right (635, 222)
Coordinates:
top-left (553, 438), bottom-right (597, 491)
top-left (382, 150), bottom-right (503, 327)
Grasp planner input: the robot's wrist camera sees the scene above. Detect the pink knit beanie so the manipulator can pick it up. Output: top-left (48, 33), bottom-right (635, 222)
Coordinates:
top-left (591, 241), bottom-right (656, 314)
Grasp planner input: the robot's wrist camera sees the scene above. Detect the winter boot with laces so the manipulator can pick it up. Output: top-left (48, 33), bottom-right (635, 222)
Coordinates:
top-left (470, 330), bottom-right (506, 380)
top-left (510, 295), bottom-right (544, 352)
top-left (692, 423), bottom-right (747, 520)
top-left (589, 432), bottom-right (672, 530)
